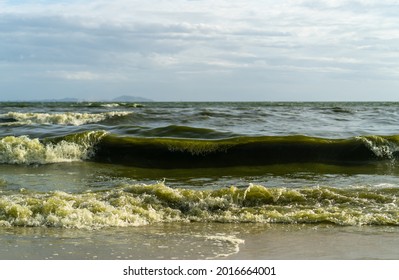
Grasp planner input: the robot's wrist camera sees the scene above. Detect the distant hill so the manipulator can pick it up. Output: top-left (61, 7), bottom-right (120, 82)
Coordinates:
top-left (112, 95), bottom-right (153, 102)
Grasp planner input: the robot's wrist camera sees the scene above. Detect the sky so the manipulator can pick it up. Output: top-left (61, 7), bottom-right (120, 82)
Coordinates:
top-left (1, 0), bottom-right (399, 101)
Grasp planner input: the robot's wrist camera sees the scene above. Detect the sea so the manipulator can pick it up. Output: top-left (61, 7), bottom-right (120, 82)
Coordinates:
top-left (1, 101), bottom-right (399, 260)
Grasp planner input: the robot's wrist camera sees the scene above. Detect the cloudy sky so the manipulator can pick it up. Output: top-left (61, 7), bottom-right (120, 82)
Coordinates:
top-left (1, 0), bottom-right (399, 101)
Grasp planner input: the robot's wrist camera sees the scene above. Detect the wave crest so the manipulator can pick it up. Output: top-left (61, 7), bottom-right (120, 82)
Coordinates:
top-left (0, 131), bottom-right (106, 164)
top-left (358, 135), bottom-right (399, 159)
top-left (0, 111), bottom-right (133, 126)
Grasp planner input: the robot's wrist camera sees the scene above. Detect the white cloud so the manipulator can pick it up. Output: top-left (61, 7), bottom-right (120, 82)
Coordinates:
top-left (1, 0), bottom-right (399, 100)
top-left (48, 71), bottom-right (100, 81)
top-left (46, 70), bottom-right (127, 81)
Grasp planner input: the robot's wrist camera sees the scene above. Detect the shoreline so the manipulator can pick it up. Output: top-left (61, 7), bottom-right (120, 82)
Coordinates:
top-left (1, 223), bottom-right (398, 260)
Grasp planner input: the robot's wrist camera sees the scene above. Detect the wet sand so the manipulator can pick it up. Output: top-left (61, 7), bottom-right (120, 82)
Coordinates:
top-left (1, 223), bottom-right (399, 260)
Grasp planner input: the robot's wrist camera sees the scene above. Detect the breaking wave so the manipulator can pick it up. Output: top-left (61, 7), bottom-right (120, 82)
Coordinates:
top-left (0, 111), bottom-right (133, 126)
top-left (0, 131), bottom-right (106, 164)
top-left (1, 132), bottom-right (399, 166)
top-left (1, 183), bottom-right (399, 229)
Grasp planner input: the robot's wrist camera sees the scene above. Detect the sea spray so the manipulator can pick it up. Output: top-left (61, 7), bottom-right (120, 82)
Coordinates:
top-left (358, 135), bottom-right (399, 159)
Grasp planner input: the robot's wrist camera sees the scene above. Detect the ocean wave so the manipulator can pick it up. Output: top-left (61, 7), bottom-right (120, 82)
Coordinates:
top-left (358, 135), bottom-right (399, 159)
top-left (0, 102), bottom-right (145, 108)
top-left (100, 103), bottom-right (144, 108)
top-left (93, 134), bottom-right (399, 168)
top-left (0, 111), bottom-right (133, 126)
top-left (0, 183), bottom-right (398, 229)
top-left (0, 131), bottom-right (106, 164)
top-left (2, 132), bottom-right (399, 167)
top-left (135, 125), bottom-right (236, 139)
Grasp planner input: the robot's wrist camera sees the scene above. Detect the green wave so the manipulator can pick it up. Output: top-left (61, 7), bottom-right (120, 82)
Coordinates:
top-left (135, 125), bottom-right (236, 139)
top-left (1, 183), bottom-right (398, 228)
top-left (2, 132), bottom-right (399, 167)
top-left (93, 134), bottom-right (399, 168)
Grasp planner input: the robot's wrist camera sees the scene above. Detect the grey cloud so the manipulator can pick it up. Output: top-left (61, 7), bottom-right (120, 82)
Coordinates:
top-left (1, 0), bottom-right (399, 101)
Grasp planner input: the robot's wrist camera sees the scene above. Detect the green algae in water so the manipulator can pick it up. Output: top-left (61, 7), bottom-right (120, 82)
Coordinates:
top-left (1, 182), bottom-right (399, 228)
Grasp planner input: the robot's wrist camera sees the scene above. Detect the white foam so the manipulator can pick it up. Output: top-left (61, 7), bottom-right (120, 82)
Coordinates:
top-left (201, 234), bottom-right (245, 259)
top-left (0, 132), bottom-right (105, 164)
top-left (1, 111), bottom-right (132, 126)
top-left (359, 136), bottom-right (399, 159)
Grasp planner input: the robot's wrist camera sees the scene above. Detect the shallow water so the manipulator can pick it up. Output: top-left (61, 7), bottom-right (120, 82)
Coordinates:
top-left (1, 223), bottom-right (399, 260)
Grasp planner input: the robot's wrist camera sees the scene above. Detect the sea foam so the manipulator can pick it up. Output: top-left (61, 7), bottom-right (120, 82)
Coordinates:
top-left (0, 183), bottom-right (399, 229)
top-left (1, 111), bottom-right (132, 126)
top-left (0, 131), bottom-right (106, 164)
